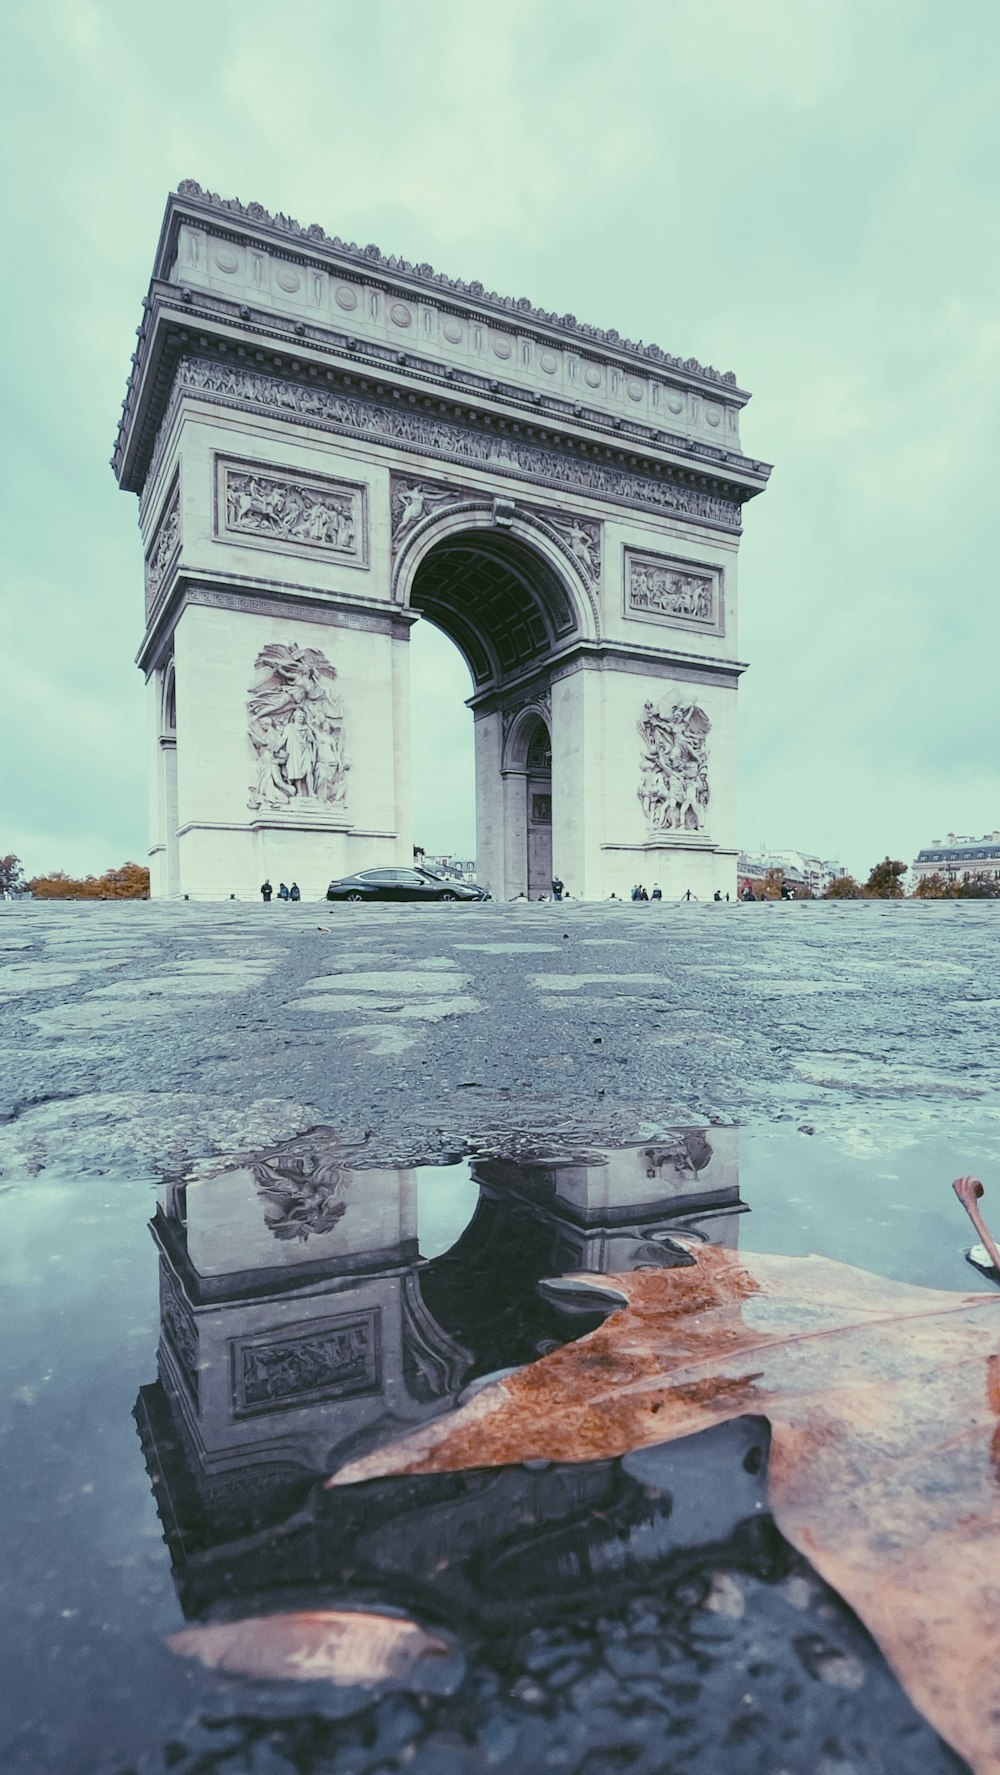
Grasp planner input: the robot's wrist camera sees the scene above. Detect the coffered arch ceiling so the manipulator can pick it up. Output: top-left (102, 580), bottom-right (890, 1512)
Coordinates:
top-left (409, 531), bottom-right (579, 690)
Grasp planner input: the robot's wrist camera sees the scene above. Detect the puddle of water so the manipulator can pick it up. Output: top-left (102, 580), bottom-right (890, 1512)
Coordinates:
top-left (0, 1123), bottom-right (976, 1773)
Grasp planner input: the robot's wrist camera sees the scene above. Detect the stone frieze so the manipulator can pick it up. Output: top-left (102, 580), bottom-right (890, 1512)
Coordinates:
top-left (180, 358), bottom-right (742, 531)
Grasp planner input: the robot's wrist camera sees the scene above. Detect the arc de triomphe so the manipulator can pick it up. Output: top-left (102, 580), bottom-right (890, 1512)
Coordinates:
top-left (114, 184), bottom-right (770, 901)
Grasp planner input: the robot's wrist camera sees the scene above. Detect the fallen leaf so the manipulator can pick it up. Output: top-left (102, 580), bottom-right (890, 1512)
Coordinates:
top-left (331, 1245), bottom-right (1000, 1774)
top-left (168, 1608), bottom-right (460, 1692)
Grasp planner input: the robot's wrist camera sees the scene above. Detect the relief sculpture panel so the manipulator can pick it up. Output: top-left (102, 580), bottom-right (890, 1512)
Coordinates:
top-left (625, 550), bottom-right (723, 636)
top-left (637, 697), bottom-right (711, 834)
top-left (144, 485), bottom-right (180, 618)
top-left (216, 456), bottom-right (368, 567)
top-left (231, 1310), bottom-right (380, 1416)
top-left (390, 475), bottom-right (466, 550)
top-left (247, 642), bottom-right (348, 812)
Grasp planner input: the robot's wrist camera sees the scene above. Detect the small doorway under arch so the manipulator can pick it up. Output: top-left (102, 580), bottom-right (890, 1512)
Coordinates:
top-left (524, 716), bottom-right (552, 898)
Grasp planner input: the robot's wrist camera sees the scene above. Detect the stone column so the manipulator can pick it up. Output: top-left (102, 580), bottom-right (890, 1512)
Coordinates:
top-left (473, 710), bottom-right (504, 899)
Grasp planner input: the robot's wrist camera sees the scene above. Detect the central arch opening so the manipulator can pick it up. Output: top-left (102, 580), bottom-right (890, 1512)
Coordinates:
top-left (409, 529), bottom-right (578, 689)
top-left (406, 525), bottom-right (580, 899)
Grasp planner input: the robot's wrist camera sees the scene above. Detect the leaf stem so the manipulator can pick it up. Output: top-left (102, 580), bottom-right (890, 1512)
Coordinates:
top-left (952, 1175), bottom-right (1000, 1271)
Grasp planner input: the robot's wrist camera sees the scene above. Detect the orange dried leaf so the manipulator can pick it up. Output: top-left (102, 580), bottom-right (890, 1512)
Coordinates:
top-left (331, 1247), bottom-right (1000, 1774)
top-left (168, 1608), bottom-right (457, 1689)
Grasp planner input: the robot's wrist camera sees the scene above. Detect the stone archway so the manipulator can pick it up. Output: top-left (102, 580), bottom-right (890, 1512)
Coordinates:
top-left (396, 514), bottom-right (587, 899)
top-left (116, 184), bottom-right (770, 900)
top-left (151, 659), bottom-right (180, 899)
top-left (499, 708), bottom-right (552, 899)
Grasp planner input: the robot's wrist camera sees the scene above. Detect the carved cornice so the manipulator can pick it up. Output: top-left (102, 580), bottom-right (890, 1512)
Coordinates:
top-left (135, 575), bottom-right (414, 676)
top-left (470, 643), bottom-right (748, 715)
top-left (116, 283), bottom-right (772, 503)
top-left (170, 181), bottom-right (740, 388)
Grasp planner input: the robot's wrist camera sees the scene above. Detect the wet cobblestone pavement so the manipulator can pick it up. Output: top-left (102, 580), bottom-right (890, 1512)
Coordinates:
top-left (1, 899), bottom-right (997, 1772)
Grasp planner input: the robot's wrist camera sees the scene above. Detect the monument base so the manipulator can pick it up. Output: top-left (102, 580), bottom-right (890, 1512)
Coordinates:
top-left (600, 840), bottom-right (738, 903)
top-left (173, 819), bottom-right (400, 904)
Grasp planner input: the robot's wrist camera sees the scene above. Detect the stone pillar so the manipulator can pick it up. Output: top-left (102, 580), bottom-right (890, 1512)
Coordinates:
top-left (501, 767), bottom-right (529, 899)
top-left (551, 663), bottom-right (605, 901)
top-left (473, 710), bottom-right (504, 899)
top-left (170, 599), bottom-right (405, 903)
top-left (161, 736), bottom-right (179, 897)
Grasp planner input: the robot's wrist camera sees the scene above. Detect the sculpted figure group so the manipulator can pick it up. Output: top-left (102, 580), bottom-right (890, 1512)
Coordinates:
top-left (630, 562), bottom-right (713, 623)
top-left (247, 643), bottom-right (348, 811)
top-left (227, 470), bottom-right (357, 553)
top-left (637, 697), bottom-right (711, 833)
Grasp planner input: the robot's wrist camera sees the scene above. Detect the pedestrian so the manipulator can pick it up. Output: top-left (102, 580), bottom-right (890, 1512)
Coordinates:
top-left (630, 883), bottom-right (640, 901)
top-left (551, 875), bottom-right (565, 902)
top-left (684, 889), bottom-right (693, 902)
top-left (260, 879), bottom-right (273, 903)
top-left (277, 881), bottom-right (290, 902)
top-left (289, 881), bottom-right (301, 902)
top-left (651, 883), bottom-right (662, 901)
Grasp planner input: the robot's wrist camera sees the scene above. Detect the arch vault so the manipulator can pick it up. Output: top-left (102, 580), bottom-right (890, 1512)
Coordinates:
top-left (114, 183), bottom-right (771, 900)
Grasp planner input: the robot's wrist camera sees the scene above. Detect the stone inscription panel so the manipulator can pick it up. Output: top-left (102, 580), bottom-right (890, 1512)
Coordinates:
top-left (624, 549), bottom-right (724, 637)
top-left (230, 1308), bottom-right (381, 1417)
top-left (214, 455), bottom-right (369, 569)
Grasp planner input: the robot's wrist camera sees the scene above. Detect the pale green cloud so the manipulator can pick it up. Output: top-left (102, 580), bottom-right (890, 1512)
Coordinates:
top-left (1, 0), bottom-right (997, 878)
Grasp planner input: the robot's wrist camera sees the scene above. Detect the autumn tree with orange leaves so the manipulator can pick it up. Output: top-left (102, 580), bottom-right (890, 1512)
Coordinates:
top-left (27, 862), bottom-right (150, 899)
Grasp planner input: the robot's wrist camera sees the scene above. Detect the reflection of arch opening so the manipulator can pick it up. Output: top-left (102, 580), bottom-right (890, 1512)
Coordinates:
top-left (409, 528), bottom-right (580, 690)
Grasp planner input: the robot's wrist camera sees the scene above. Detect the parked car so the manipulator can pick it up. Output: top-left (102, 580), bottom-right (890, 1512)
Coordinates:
top-left (326, 866), bottom-right (490, 903)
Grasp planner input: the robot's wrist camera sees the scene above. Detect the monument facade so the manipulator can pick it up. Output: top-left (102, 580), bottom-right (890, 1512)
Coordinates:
top-left (114, 185), bottom-right (771, 900)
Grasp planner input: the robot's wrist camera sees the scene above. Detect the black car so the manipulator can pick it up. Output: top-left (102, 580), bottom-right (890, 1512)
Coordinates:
top-left (325, 866), bottom-right (490, 903)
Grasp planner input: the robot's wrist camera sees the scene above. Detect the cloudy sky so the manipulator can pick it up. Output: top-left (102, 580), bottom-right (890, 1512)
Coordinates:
top-left (2, 0), bottom-right (998, 882)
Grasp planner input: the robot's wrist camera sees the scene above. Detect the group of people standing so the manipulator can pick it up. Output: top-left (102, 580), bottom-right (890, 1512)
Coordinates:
top-left (260, 880), bottom-right (300, 903)
top-left (623, 885), bottom-right (730, 903)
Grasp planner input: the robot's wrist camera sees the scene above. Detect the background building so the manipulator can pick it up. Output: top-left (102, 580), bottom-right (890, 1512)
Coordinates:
top-left (911, 833), bottom-right (1000, 889)
top-left (736, 848), bottom-right (846, 896)
top-left (425, 855), bottom-right (478, 884)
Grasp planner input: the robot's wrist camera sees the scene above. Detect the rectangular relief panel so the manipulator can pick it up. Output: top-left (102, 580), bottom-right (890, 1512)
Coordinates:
top-left (214, 455), bottom-right (370, 569)
top-left (623, 547), bottom-right (725, 637)
top-left (230, 1308), bottom-right (381, 1417)
top-left (145, 472), bottom-right (181, 620)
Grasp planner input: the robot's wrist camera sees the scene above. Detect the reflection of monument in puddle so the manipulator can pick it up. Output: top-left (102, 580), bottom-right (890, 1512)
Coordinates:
top-left (136, 1128), bottom-right (751, 1618)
